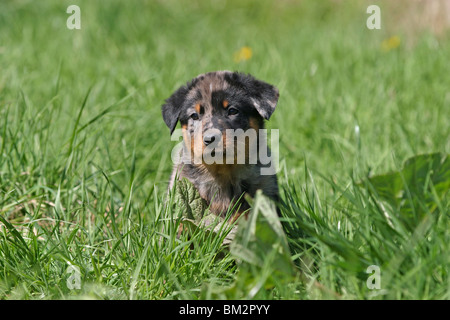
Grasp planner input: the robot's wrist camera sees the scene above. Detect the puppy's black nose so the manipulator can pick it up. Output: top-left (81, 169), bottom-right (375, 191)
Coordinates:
top-left (203, 132), bottom-right (220, 146)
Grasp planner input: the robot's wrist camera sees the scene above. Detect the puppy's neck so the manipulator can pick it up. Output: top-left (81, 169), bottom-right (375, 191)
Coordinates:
top-left (204, 162), bottom-right (243, 177)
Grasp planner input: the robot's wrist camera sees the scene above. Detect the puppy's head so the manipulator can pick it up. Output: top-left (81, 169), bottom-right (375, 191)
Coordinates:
top-left (162, 71), bottom-right (279, 164)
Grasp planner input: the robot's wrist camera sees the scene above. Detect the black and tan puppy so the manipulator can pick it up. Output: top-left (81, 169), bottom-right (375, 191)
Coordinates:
top-left (162, 71), bottom-right (279, 220)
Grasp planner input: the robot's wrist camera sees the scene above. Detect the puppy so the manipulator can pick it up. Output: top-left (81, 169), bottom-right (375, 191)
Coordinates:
top-left (162, 71), bottom-right (279, 220)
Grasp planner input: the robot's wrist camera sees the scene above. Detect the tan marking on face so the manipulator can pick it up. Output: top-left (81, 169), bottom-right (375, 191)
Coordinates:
top-left (222, 100), bottom-right (229, 108)
top-left (246, 117), bottom-right (261, 164)
top-left (195, 103), bottom-right (201, 114)
top-left (193, 127), bottom-right (205, 163)
top-left (181, 124), bottom-right (192, 153)
top-left (248, 116), bottom-right (260, 131)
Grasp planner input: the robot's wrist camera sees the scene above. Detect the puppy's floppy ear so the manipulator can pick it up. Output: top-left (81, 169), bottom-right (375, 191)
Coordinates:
top-left (161, 85), bottom-right (190, 135)
top-left (226, 72), bottom-right (279, 120)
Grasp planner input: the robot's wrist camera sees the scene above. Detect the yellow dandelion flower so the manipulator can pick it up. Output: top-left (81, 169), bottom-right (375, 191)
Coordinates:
top-left (233, 46), bottom-right (252, 63)
top-left (381, 36), bottom-right (401, 52)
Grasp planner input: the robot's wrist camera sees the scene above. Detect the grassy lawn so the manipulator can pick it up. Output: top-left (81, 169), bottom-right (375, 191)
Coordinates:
top-left (0, 0), bottom-right (448, 299)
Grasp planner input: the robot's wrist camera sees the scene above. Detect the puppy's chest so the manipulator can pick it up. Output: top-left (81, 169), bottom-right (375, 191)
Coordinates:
top-left (196, 177), bottom-right (244, 203)
top-left (180, 164), bottom-right (258, 211)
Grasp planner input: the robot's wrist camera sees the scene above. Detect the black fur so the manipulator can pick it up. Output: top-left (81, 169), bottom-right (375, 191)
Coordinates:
top-left (224, 72), bottom-right (279, 119)
top-left (162, 71), bottom-right (279, 134)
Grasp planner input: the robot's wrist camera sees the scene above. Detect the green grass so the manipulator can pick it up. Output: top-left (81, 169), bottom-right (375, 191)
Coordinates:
top-left (0, 0), bottom-right (449, 299)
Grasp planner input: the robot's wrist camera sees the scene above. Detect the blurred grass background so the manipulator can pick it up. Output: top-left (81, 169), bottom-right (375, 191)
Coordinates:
top-left (1, 0), bottom-right (448, 183)
top-left (0, 0), bottom-right (448, 299)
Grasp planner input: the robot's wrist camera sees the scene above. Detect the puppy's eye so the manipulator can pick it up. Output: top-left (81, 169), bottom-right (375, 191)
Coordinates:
top-left (190, 113), bottom-right (199, 120)
top-left (227, 108), bottom-right (239, 116)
